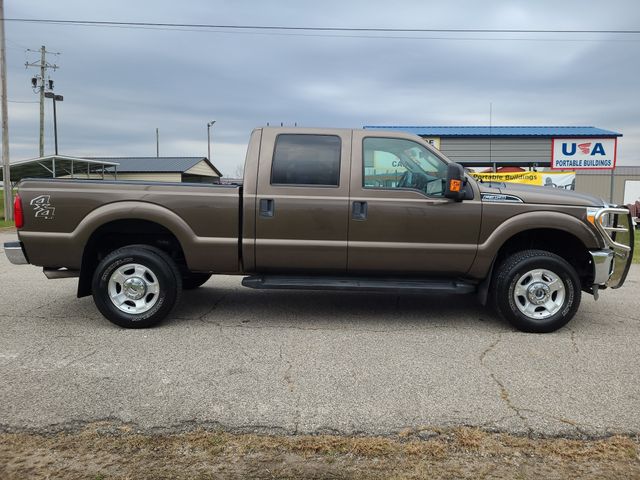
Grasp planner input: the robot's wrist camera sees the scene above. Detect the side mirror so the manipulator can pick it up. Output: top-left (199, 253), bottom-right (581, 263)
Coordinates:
top-left (444, 162), bottom-right (466, 201)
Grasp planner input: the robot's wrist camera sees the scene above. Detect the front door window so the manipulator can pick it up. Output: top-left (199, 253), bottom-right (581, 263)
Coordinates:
top-left (363, 137), bottom-right (447, 196)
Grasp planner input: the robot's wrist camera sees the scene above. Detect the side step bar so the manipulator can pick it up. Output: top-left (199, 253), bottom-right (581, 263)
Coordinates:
top-left (241, 275), bottom-right (476, 294)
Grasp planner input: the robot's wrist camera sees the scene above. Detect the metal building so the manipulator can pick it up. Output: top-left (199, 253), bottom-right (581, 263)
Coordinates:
top-left (576, 167), bottom-right (640, 205)
top-left (1, 156), bottom-right (222, 185)
top-left (86, 157), bottom-right (222, 183)
top-left (363, 125), bottom-right (640, 205)
top-left (0, 155), bottom-right (119, 183)
top-left (363, 126), bottom-right (622, 169)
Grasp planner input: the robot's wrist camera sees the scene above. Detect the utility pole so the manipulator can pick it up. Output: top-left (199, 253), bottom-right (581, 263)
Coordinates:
top-left (0, 0), bottom-right (11, 221)
top-left (156, 128), bottom-right (159, 157)
top-left (25, 46), bottom-right (58, 157)
top-left (38, 47), bottom-right (44, 157)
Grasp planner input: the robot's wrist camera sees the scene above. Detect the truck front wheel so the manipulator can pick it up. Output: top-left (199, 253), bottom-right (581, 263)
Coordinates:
top-left (91, 246), bottom-right (182, 328)
top-left (493, 250), bottom-right (581, 333)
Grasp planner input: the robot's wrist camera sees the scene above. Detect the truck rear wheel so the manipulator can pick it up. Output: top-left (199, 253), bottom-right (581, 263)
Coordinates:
top-left (493, 249), bottom-right (581, 333)
top-left (91, 245), bottom-right (182, 328)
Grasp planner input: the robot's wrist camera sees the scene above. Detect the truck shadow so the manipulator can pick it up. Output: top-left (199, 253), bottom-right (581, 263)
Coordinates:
top-left (175, 285), bottom-right (507, 331)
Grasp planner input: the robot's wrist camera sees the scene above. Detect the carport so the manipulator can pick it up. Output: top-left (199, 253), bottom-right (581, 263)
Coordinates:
top-left (0, 155), bottom-right (119, 185)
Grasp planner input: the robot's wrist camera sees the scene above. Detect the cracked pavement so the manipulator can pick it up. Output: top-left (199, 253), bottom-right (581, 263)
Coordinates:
top-left (1, 230), bottom-right (639, 438)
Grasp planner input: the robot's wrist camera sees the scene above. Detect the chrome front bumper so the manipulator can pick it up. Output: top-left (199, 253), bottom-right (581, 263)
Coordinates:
top-left (590, 207), bottom-right (635, 289)
top-left (590, 249), bottom-right (614, 285)
top-left (4, 241), bottom-right (28, 265)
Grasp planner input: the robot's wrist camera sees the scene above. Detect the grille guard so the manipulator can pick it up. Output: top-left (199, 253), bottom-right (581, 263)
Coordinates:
top-left (594, 207), bottom-right (635, 289)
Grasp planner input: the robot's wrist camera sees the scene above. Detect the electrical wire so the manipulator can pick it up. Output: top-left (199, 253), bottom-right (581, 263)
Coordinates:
top-left (15, 21), bottom-right (640, 43)
top-left (4, 18), bottom-right (640, 35)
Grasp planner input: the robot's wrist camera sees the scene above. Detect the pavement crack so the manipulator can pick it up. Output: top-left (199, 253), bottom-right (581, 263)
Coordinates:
top-left (277, 343), bottom-right (299, 431)
top-left (479, 334), bottom-right (501, 365)
top-left (279, 344), bottom-right (295, 393)
top-left (479, 333), bottom-right (533, 436)
top-left (197, 294), bottom-right (227, 324)
top-left (0, 346), bottom-right (46, 371)
top-left (519, 407), bottom-right (593, 437)
top-left (284, 362), bottom-right (294, 393)
top-left (568, 327), bottom-right (579, 354)
top-left (292, 392), bottom-right (301, 434)
top-left (64, 349), bottom-right (97, 368)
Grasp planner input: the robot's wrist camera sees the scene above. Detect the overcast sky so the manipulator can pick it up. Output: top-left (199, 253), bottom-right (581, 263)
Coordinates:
top-left (4, 0), bottom-right (640, 175)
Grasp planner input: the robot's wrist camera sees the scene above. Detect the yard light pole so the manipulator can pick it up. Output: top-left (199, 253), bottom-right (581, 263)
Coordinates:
top-left (44, 91), bottom-right (63, 155)
top-left (207, 120), bottom-right (216, 161)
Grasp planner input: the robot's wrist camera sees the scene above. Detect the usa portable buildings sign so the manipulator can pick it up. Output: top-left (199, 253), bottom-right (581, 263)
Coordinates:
top-left (551, 138), bottom-right (617, 170)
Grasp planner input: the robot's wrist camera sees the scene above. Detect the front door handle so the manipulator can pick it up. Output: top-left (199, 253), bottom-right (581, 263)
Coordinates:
top-left (259, 198), bottom-right (275, 217)
top-left (352, 201), bottom-right (368, 220)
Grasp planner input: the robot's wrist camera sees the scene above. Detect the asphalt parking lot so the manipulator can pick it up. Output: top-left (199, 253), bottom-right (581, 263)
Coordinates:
top-left (1, 229), bottom-right (639, 438)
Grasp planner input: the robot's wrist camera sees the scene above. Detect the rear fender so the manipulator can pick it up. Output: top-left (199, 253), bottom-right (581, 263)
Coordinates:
top-left (22, 201), bottom-right (238, 273)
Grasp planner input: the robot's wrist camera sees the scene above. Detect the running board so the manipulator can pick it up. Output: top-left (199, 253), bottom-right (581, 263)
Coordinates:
top-left (241, 275), bottom-right (476, 294)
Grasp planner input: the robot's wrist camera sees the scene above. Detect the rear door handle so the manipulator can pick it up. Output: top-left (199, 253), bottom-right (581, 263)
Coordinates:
top-left (352, 201), bottom-right (368, 220)
top-left (259, 198), bottom-right (275, 217)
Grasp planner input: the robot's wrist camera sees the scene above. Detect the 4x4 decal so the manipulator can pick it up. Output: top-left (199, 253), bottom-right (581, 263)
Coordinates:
top-left (30, 195), bottom-right (55, 219)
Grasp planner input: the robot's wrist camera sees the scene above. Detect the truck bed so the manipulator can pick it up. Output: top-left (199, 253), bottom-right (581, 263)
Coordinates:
top-left (16, 179), bottom-right (242, 273)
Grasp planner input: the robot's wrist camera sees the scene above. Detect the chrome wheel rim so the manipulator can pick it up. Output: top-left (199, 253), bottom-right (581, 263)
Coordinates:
top-left (513, 268), bottom-right (565, 320)
top-left (108, 263), bottom-right (160, 314)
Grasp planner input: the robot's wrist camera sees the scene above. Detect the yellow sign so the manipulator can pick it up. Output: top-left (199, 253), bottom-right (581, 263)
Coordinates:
top-left (470, 171), bottom-right (576, 189)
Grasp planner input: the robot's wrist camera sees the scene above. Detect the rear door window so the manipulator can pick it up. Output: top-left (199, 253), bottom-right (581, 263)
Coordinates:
top-left (271, 134), bottom-right (341, 186)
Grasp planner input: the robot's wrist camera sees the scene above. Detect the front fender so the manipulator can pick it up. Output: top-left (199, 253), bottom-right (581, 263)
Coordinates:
top-left (468, 211), bottom-right (603, 279)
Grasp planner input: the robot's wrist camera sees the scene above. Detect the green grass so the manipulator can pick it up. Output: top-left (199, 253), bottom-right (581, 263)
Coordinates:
top-left (634, 235), bottom-right (640, 264)
top-left (0, 191), bottom-right (15, 228)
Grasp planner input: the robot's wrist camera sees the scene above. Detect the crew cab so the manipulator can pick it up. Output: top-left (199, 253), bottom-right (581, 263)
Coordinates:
top-left (4, 127), bottom-right (635, 332)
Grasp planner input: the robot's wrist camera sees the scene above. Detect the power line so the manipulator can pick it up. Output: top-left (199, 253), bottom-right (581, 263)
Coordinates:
top-left (29, 22), bottom-right (640, 43)
top-left (4, 18), bottom-right (640, 35)
top-left (6, 37), bottom-right (28, 49)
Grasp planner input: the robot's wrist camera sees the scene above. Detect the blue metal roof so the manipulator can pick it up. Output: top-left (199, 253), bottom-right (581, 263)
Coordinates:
top-left (363, 126), bottom-right (622, 137)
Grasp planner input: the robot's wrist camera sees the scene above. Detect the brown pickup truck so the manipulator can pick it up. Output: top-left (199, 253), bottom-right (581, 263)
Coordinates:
top-left (4, 127), bottom-right (635, 332)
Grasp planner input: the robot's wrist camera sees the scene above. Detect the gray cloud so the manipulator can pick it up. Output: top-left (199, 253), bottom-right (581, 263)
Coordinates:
top-left (5, 0), bottom-right (640, 174)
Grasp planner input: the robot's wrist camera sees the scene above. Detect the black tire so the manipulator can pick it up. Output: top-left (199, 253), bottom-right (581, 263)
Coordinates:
top-left (182, 273), bottom-right (212, 290)
top-left (131, 244), bottom-right (209, 289)
top-left (91, 245), bottom-right (182, 328)
top-left (493, 249), bottom-right (581, 333)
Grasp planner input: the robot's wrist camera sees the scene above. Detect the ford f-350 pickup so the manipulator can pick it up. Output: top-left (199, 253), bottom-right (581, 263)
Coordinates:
top-left (4, 127), bottom-right (635, 332)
